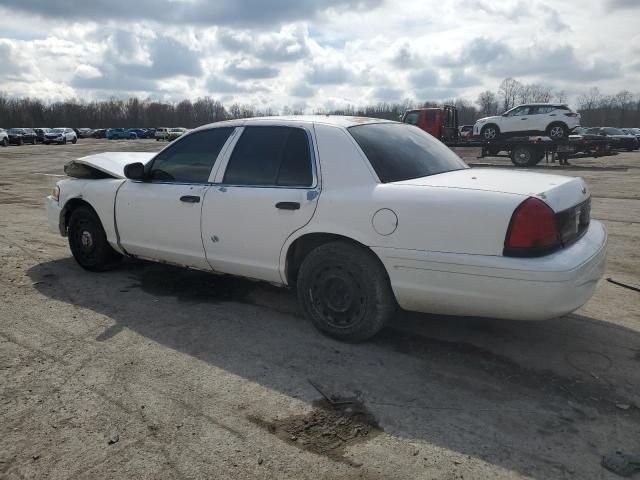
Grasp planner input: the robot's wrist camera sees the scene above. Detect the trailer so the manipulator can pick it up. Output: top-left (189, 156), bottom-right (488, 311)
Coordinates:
top-left (401, 107), bottom-right (610, 167)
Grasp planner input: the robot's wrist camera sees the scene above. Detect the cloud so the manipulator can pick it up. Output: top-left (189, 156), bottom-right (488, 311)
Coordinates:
top-left (449, 38), bottom-right (621, 82)
top-left (606, 0), bottom-right (639, 8)
top-left (217, 25), bottom-right (310, 62)
top-left (290, 83), bottom-right (315, 97)
top-left (223, 61), bottom-right (279, 80)
top-left (388, 43), bottom-right (421, 69)
top-left (0, 41), bottom-right (30, 80)
top-left (206, 75), bottom-right (250, 94)
top-left (74, 64), bottom-right (102, 79)
top-left (408, 68), bottom-right (439, 88)
top-left (0, 0), bottom-right (383, 27)
top-left (371, 87), bottom-right (403, 101)
top-left (305, 62), bottom-right (351, 84)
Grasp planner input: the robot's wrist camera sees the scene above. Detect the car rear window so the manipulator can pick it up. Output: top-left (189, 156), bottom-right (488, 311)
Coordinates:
top-left (348, 123), bottom-right (468, 183)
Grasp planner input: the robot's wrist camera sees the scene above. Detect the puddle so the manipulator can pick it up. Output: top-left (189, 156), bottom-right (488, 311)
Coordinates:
top-left (248, 399), bottom-right (382, 466)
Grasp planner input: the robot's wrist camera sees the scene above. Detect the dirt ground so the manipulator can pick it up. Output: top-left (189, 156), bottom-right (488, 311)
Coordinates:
top-left (1, 139), bottom-right (639, 480)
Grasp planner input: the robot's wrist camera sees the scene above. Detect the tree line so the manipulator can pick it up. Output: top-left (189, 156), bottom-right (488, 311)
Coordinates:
top-left (1, 78), bottom-right (639, 129)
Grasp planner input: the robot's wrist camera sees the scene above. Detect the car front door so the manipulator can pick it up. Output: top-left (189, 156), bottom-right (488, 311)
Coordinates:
top-left (201, 124), bottom-right (320, 284)
top-left (115, 127), bottom-right (235, 269)
top-left (500, 106), bottom-right (531, 134)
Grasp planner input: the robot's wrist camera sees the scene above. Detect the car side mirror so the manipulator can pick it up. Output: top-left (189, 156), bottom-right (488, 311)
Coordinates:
top-left (501, 113), bottom-right (508, 117)
top-left (124, 162), bottom-right (146, 181)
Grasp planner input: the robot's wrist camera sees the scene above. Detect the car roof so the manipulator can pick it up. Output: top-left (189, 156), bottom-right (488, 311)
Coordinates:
top-left (196, 115), bottom-right (396, 131)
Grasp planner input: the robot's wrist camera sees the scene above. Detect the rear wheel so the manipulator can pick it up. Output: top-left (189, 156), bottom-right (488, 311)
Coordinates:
top-left (63, 137), bottom-right (67, 145)
top-left (547, 123), bottom-right (568, 140)
top-left (297, 241), bottom-right (396, 342)
top-left (480, 124), bottom-right (500, 140)
top-left (17, 138), bottom-right (23, 146)
top-left (0, 138), bottom-right (7, 147)
top-left (68, 206), bottom-right (122, 272)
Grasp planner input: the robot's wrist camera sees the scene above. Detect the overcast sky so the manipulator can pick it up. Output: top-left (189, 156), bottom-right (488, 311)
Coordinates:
top-left (0, 0), bottom-right (638, 111)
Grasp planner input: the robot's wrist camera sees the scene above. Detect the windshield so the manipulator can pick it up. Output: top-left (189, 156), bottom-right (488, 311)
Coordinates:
top-left (51, 128), bottom-right (65, 133)
top-left (9, 128), bottom-right (23, 134)
top-left (348, 123), bottom-right (468, 183)
top-left (604, 127), bottom-right (624, 135)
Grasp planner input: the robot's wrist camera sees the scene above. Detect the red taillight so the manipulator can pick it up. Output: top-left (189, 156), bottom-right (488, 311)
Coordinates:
top-left (504, 198), bottom-right (560, 256)
top-left (564, 113), bottom-right (578, 117)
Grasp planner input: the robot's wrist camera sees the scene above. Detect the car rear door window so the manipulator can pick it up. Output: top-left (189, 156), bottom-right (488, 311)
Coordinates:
top-left (223, 126), bottom-right (313, 187)
top-left (150, 127), bottom-right (233, 183)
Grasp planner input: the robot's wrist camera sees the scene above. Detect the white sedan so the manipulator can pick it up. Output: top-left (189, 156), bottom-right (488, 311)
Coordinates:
top-left (46, 116), bottom-right (607, 341)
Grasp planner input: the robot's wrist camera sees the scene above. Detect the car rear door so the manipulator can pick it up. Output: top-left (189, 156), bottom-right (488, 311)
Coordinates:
top-left (115, 127), bottom-right (235, 269)
top-left (201, 123), bottom-right (319, 283)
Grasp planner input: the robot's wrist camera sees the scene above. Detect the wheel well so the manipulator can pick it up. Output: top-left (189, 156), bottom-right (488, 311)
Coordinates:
top-left (60, 198), bottom-right (96, 236)
top-left (482, 123), bottom-right (500, 132)
top-left (547, 121), bottom-right (568, 131)
top-left (285, 233), bottom-right (383, 286)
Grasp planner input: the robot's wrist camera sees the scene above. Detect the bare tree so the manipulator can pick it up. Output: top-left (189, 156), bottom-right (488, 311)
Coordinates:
top-left (498, 77), bottom-right (522, 112)
top-left (476, 90), bottom-right (498, 117)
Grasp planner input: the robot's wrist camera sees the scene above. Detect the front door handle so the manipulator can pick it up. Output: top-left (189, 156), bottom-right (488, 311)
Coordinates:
top-left (180, 195), bottom-right (200, 203)
top-left (521, 118), bottom-right (528, 120)
top-left (275, 201), bottom-right (300, 210)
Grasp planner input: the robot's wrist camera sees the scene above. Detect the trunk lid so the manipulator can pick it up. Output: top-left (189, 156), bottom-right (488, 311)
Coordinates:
top-left (393, 168), bottom-right (590, 212)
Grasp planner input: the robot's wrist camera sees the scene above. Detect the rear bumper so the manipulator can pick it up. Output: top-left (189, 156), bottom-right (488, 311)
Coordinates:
top-left (374, 221), bottom-right (607, 321)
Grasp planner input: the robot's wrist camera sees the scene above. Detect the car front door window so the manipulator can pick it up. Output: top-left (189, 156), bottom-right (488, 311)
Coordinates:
top-left (150, 127), bottom-right (234, 183)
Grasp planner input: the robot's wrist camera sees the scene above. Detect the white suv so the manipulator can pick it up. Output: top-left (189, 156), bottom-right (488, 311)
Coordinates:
top-left (154, 127), bottom-right (169, 141)
top-left (0, 128), bottom-right (8, 147)
top-left (474, 104), bottom-right (581, 140)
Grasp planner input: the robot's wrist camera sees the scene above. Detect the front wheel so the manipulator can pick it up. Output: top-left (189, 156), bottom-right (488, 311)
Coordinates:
top-left (68, 206), bottom-right (122, 271)
top-left (297, 241), bottom-right (396, 342)
top-left (63, 137), bottom-right (67, 145)
top-left (480, 124), bottom-right (500, 140)
top-left (0, 138), bottom-right (7, 147)
top-left (31, 137), bottom-right (36, 145)
top-left (72, 137), bottom-right (77, 144)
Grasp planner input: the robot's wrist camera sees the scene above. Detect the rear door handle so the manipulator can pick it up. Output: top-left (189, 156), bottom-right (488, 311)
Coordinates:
top-left (275, 202), bottom-right (300, 210)
top-left (180, 195), bottom-right (200, 203)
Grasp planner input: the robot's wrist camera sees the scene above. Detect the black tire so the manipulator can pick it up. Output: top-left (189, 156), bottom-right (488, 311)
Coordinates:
top-left (0, 138), bottom-right (7, 147)
top-left (480, 124), bottom-right (500, 140)
top-left (68, 206), bottom-right (122, 272)
top-left (72, 137), bottom-right (77, 144)
top-left (31, 137), bottom-right (36, 145)
top-left (297, 241), bottom-right (396, 342)
top-left (63, 137), bottom-right (67, 145)
top-left (511, 145), bottom-right (540, 167)
top-left (546, 123), bottom-right (568, 140)
top-left (17, 138), bottom-right (23, 146)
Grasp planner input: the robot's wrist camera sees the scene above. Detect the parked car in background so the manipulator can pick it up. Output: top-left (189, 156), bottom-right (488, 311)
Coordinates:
top-left (44, 128), bottom-right (78, 145)
top-left (458, 125), bottom-right (473, 139)
top-left (0, 128), bottom-right (8, 146)
top-left (34, 128), bottom-right (51, 143)
top-left (167, 127), bottom-right (188, 141)
top-left (106, 128), bottom-right (137, 140)
top-left (473, 104), bottom-right (581, 140)
top-left (570, 127), bottom-right (611, 156)
top-left (621, 128), bottom-right (640, 142)
top-left (47, 116), bottom-right (606, 341)
top-left (154, 127), bottom-right (169, 141)
top-left (8, 128), bottom-right (37, 145)
top-left (586, 127), bottom-right (639, 151)
top-left (92, 129), bottom-right (107, 139)
top-left (77, 128), bottom-right (94, 138)
top-left (128, 128), bottom-right (151, 139)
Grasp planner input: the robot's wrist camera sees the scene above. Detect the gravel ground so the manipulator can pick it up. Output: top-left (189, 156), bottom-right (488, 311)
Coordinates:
top-left (1, 139), bottom-right (639, 479)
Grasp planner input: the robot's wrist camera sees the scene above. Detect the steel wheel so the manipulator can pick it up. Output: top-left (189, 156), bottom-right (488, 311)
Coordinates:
top-left (309, 264), bottom-right (367, 330)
